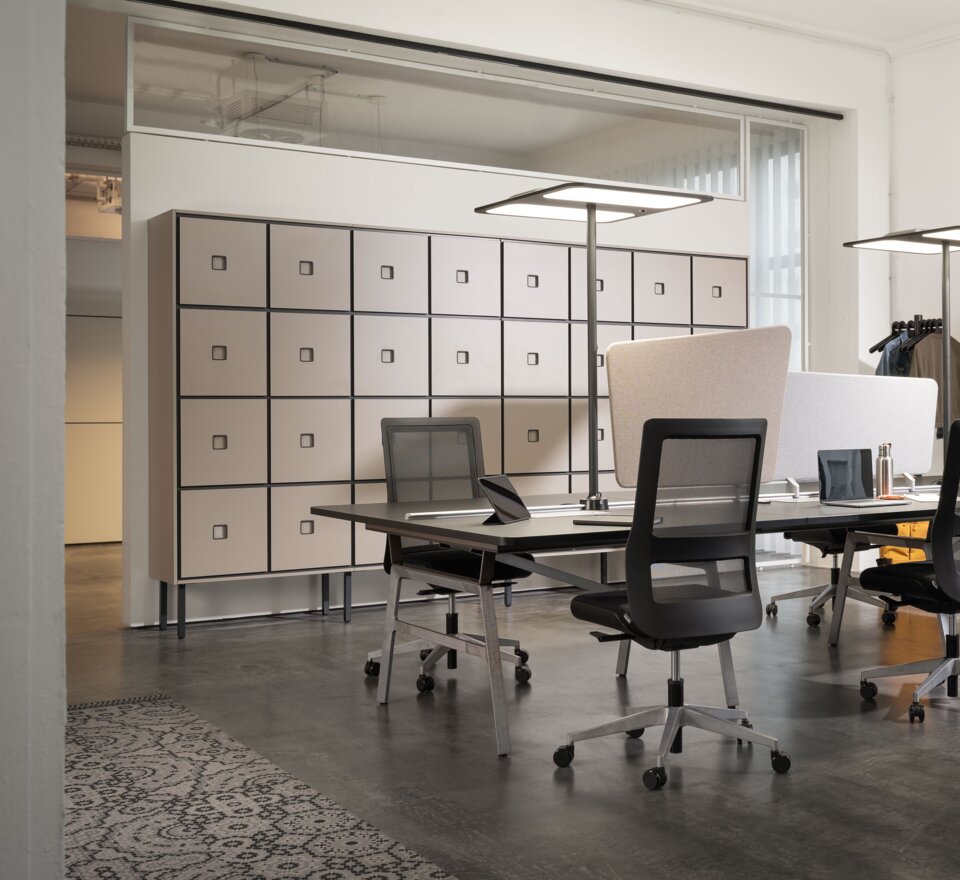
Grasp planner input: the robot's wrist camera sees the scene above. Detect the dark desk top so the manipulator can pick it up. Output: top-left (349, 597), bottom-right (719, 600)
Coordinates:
top-left (312, 493), bottom-right (939, 555)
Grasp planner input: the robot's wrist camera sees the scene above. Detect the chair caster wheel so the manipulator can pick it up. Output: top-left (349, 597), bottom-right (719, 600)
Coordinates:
top-left (806, 612), bottom-right (822, 627)
top-left (419, 649), bottom-right (433, 662)
top-left (553, 745), bottom-right (574, 768)
top-left (881, 610), bottom-right (897, 625)
top-left (860, 681), bottom-right (878, 701)
top-left (765, 602), bottom-right (778, 617)
top-left (643, 766), bottom-right (667, 791)
top-left (416, 674), bottom-right (435, 694)
top-left (515, 665), bottom-right (532, 684)
top-left (363, 660), bottom-right (380, 677)
top-left (908, 702), bottom-right (925, 723)
top-left (626, 728), bottom-right (644, 739)
top-left (515, 647), bottom-right (530, 665)
top-left (771, 751), bottom-right (791, 774)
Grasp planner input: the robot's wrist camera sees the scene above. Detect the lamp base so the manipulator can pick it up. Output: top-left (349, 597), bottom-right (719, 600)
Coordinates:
top-left (580, 495), bottom-right (610, 511)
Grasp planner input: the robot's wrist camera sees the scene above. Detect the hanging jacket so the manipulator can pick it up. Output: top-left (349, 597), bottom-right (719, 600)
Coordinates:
top-left (875, 330), bottom-right (911, 377)
top-left (906, 333), bottom-right (960, 428)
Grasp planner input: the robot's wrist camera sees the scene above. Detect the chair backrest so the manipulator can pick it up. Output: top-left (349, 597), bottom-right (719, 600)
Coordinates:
top-left (624, 417), bottom-right (767, 641)
top-left (381, 417), bottom-right (484, 504)
top-left (931, 419), bottom-right (960, 602)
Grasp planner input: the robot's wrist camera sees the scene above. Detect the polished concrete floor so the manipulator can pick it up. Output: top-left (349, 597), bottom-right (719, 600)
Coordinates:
top-left (68, 545), bottom-right (960, 880)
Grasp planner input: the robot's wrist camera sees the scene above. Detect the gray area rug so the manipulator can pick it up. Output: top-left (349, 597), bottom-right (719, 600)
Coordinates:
top-left (66, 695), bottom-right (454, 880)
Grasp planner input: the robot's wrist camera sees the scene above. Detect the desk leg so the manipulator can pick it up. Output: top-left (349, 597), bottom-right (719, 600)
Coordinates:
top-left (478, 584), bottom-right (511, 757)
top-left (377, 571), bottom-right (402, 705)
top-left (159, 581), bottom-right (168, 631)
top-left (718, 640), bottom-right (739, 708)
top-left (828, 534), bottom-right (857, 647)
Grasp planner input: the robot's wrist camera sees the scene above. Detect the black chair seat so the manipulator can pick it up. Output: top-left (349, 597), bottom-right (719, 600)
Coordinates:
top-left (403, 548), bottom-right (533, 592)
top-left (784, 525), bottom-right (899, 556)
top-left (859, 562), bottom-right (960, 616)
top-left (571, 588), bottom-right (734, 652)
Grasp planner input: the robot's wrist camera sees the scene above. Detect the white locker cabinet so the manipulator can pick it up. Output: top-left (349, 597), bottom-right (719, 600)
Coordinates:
top-left (570, 247), bottom-right (632, 322)
top-left (354, 315), bottom-right (429, 397)
top-left (353, 481), bottom-right (388, 565)
top-left (354, 230), bottom-right (428, 313)
top-left (65, 316), bottom-right (123, 422)
top-left (179, 487), bottom-right (268, 578)
top-left (270, 484), bottom-right (352, 571)
top-left (633, 324), bottom-right (691, 340)
top-left (271, 399), bottom-right (352, 484)
top-left (430, 398), bottom-right (502, 475)
top-left (571, 398), bottom-right (615, 472)
top-left (633, 252), bottom-right (692, 325)
top-left (502, 320), bottom-right (569, 396)
top-left (430, 235), bottom-right (501, 316)
top-left (270, 224), bottom-right (350, 311)
top-left (570, 471), bottom-right (623, 494)
top-left (179, 217), bottom-right (266, 308)
top-left (504, 398), bottom-right (570, 474)
top-left (270, 312), bottom-right (351, 396)
top-left (692, 327), bottom-right (732, 335)
top-left (570, 323), bottom-right (633, 397)
top-left (431, 317), bottom-right (501, 397)
top-left (692, 256), bottom-right (748, 327)
top-left (353, 398), bottom-right (430, 481)
top-left (511, 474), bottom-right (570, 496)
top-left (179, 399), bottom-right (267, 487)
top-left (179, 309), bottom-right (266, 397)
top-left (503, 241), bottom-right (569, 320)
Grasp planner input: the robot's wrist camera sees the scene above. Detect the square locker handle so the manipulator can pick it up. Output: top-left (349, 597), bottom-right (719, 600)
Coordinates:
top-left (527, 352), bottom-right (539, 366)
top-left (299, 260), bottom-right (314, 276)
top-left (211, 345), bottom-right (228, 361)
top-left (712, 285), bottom-right (723, 298)
top-left (212, 524), bottom-right (228, 540)
top-left (598, 428), bottom-right (605, 441)
top-left (527, 274), bottom-right (539, 288)
top-left (596, 354), bottom-right (605, 368)
top-left (527, 429), bottom-right (540, 443)
top-left (380, 265), bottom-right (394, 280)
top-left (300, 433), bottom-right (315, 448)
top-left (596, 278), bottom-right (605, 292)
top-left (211, 434), bottom-right (228, 451)
top-left (456, 351), bottom-right (470, 365)
top-left (211, 255), bottom-right (227, 271)
top-left (381, 349), bottom-right (395, 364)
top-left (456, 269), bottom-right (469, 284)
top-left (299, 520), bottom-right (315, 535)
top-left (653, 282), bottom-right (665, 296)
top-left (299, 347), bottom-right (314, 363)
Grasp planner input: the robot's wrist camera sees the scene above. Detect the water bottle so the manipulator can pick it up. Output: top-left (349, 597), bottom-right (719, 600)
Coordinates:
top-left (876, 443), bottom-right (893, 497)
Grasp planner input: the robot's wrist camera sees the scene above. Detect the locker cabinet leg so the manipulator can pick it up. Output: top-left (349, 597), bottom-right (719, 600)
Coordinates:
top-left (177, 584), bottom-right (186, 639)
top-left (159, 580), bottom-right (168, 631)
top-left (343, 572), bottom-right (352, 623)
top-left (321, 573), bottom-right (331, 616)
top-left (503, 581), bottom-right (513, 607)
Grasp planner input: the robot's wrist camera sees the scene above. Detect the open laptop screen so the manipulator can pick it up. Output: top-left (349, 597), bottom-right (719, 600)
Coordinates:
top-left (818, 449), bottom-right (872, 502)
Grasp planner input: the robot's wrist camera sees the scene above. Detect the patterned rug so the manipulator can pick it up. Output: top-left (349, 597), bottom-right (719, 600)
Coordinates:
top-left (65, 695), bottom-right (454, 880)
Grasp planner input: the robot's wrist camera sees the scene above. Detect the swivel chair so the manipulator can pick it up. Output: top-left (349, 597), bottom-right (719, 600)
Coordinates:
top-left (363, 417), bottom-right (532, 690)
top-left (553, 418), bottom-right (791, 790)
top-left (858, 419), bottom-right (960, 722)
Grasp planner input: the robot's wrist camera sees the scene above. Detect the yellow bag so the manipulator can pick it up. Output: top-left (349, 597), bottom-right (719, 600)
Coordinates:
top-left (878, 521), bottom-right (929, 563)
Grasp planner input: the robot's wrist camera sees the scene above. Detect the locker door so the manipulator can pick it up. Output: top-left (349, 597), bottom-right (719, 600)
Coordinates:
top-left (354, 230), bottom-right (428, 313)
top-left (270, 224), bottom-right (350, 311)
top-left (179, 399), bottom-right (267, 487)
top-left (431, 398), bottom-right (502, 475)
top-left (692, 257), bottom-right (748, 327)
top-left (570, 247), bottom-right (632, 322)
top-left (503, 241), bottom-right (569, 319)
top-left (270, 399), bottom-right (352, 484)
top-left (570, 323), bottom-right (633, 397)
top-left (431, 317), bottom-right (501, 397)
top-left (270, 312), bottom-right (351, 396)
top-left (502, 321), bottom-right (569, 396)
top-left (430, 235), bottom-right (501, 316)
top-left (179, 487), bottom-right (268, 578)
top-left (353, 482), bottom-right (388, 566)
top-left (270, 483), bottom-right (352, 571)
top-left (633, 324), bottom-right (691, 340)
top-left (571, 398), bottom-right (615, 472)
top-left (179, 309), bottom-right (266, 397)
top-left (354, 315), bottom-right (429, 397)
top-left (353, 398), bottom-right (430, 481)
top-left (633, 252), bottom-right (691, 325)
top-left (503, 398), bottom-right (570, 474)
top-left (179, 217), bottom-right (266, 307)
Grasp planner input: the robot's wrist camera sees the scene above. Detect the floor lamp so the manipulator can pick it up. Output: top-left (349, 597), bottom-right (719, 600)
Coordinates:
top-left (845, 227), bottom-right (960, 455)
top-left (476, 182), bottom-right (712, 509)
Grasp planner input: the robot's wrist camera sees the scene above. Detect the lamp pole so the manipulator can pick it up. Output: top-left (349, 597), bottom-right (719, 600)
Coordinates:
top-left (584, 203), bottom-right (608, 510)
top-left (943, 241), bottom-right (952, 450)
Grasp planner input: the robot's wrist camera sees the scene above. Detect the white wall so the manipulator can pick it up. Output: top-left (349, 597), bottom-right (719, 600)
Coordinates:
top-left (0, 0), bottom-right (65, 876)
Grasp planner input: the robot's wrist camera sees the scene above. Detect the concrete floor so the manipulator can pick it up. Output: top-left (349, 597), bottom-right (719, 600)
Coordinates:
top-left (68, 544), bottom-right (960, 880)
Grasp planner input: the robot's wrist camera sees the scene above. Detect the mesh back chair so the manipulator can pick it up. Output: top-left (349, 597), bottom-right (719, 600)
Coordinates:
top-left (553, 418), bottom-right (791, 790)
top-left (363, 417), bottom-right (532, 687)
top-left (858, 419), bottom-right (960, 722)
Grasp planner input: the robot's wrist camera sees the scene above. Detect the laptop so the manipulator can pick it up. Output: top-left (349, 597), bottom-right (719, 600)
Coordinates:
top-left (818, 448), bottom-right (910, 508)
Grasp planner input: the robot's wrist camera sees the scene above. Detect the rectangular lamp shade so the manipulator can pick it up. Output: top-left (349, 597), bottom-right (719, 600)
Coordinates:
top-left (845, 228), bottom-right (960, 254)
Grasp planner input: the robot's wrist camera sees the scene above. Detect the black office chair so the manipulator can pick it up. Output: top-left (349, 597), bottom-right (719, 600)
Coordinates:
top-left (363, 417), bottom-right (532, 689)
top-left (553, 418), bottom-right (790, 790)
top-left (858, 419), bottom-right (960, 723)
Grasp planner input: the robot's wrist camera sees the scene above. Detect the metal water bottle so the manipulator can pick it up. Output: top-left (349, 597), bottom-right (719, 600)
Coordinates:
top-left (876, 443), bottom-right (894, 497)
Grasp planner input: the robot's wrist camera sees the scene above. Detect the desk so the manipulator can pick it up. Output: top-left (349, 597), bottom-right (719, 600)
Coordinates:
top-left (312, 493), bottom-right (938, 755)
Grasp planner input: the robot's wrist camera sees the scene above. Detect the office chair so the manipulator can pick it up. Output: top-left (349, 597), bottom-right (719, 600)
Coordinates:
top-left (858, 419), bottom-right (960, 723)
top-left (553, 418), bottom-right (791, 790)
top-left (363, 417), bottom-right (532, 690)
